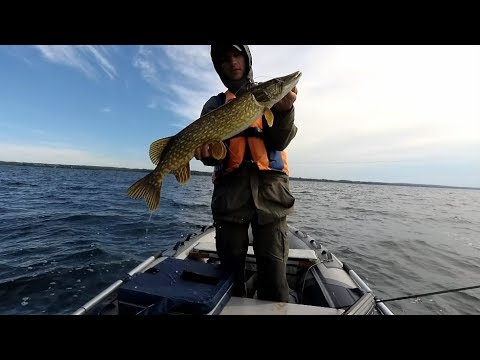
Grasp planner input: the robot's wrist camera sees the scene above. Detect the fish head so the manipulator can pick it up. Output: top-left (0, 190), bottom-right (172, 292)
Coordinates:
top-left (249, 71), bottom-right (302, 109)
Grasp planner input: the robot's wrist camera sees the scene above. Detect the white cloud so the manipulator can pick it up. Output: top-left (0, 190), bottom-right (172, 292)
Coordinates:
top-left (134, 45), bottom-right (480, 186)
top-left (34, 45), bottom-right (118, 79)
top-left (133, 46), bottom-right (162, 88)
top-left (82, 45), bottom-right (118, 79)
top-left (133, 45), bottom-right (225, 125)
top-left (250, 45), bottom-right (480, 169)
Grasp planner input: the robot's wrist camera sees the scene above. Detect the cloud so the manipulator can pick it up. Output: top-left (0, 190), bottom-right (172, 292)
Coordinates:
top-left (0, 143), bottom-right (151, 169)
top-left (250, 45), bottom-right (480, 168)
top-left (34, 45), bottom-right (118, 80)
top-left (135, 45), bottom-right (479, 186)
top-left (81, 45), bottom-right (118, 79)
top-left (101, 107), bottom-right (111, 113)
top-left (133, 45), bottom-right (224, 124)
top-left (133, 46), bottom-right (162, 87)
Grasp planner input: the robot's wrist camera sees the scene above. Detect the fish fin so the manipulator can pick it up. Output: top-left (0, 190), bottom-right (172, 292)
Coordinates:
top-left (149, 137), bottom-right (172, 165)
top-left (263, 107), bottom-right (274, 127)
top-left (127, 172), bottom-right (162, 212)
top-left (172, 162), bottom-right (191, 184)
top-left (209, 141), bottom-right (227, 160)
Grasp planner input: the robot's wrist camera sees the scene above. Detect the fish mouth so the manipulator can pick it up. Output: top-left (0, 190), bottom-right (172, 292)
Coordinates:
top-left (271, 71), bottom-right (303, 90)
top-left (291, 71), bottom-right (302, 79)
top-left (249, 71), bottom-right (302, 107)
top-left (277, 71), bottom-right (302, 95)
top-left (283, 71), bottom-right (302, 85)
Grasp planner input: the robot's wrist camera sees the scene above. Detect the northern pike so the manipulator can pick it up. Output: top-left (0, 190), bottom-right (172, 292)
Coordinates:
top-left (127, 70), bottom-right (302, 212)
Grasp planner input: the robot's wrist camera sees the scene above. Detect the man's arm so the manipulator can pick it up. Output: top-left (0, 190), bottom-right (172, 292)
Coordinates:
top-left (263, 86), bottom-right (298, 151)
top-left (263, 106), bottom-right (297, 151)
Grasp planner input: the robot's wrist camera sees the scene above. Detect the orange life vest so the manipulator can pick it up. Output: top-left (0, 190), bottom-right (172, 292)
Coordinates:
top-left (213, 90), bottom-right (290, 181)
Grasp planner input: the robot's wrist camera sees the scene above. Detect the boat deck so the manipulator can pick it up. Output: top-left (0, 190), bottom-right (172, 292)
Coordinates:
top-left (73, 225), bottom-right (390, 316)
top-left (219, 297), bottom-right (344, 315)
top-left (180, 228), bottom-right (345, 315)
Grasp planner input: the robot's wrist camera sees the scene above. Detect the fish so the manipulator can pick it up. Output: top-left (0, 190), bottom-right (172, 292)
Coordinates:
top-left (127, 70), bottom-right (302, 212)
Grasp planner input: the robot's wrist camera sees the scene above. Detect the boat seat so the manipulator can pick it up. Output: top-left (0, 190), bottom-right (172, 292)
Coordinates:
top-left (117, 257), bottom-right (234, 315)
top-left (191, 242), bottom-right (318, 264)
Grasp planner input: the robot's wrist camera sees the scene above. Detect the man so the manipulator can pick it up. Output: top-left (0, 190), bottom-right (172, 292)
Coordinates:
top-left (194, 45), bottom-right (298, 302)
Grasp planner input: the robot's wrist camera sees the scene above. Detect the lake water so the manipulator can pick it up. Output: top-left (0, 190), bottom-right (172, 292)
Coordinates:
top-left (1, 164), bottom-right (479, 315)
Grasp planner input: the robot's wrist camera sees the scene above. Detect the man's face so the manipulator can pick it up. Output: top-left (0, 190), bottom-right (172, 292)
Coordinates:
top-left (220, 50), bottom-right (246, 81)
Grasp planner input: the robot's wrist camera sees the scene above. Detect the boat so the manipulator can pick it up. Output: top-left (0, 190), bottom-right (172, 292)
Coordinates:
top-left (72, 223), bottom-right (394, 315)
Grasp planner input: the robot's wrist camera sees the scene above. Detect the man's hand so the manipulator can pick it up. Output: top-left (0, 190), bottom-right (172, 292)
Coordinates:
top-left (194, 142), bottom-right (226, 166)
top-left (194, 143), bottom-right (213, 160)
top-left (272, 86), bottom-right (298, 112)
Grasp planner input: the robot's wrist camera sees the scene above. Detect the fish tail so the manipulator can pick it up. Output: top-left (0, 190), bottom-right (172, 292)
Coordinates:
top-left (127, 172), bottom-right (163, 212)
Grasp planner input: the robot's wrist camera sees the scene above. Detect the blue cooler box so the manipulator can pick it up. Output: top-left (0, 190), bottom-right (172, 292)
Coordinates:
top-left (118, 257), bottom-right (234, 315)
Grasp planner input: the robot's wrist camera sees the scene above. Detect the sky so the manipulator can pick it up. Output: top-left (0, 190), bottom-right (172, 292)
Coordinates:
top-left (0, 45), bottom-right (479, 188)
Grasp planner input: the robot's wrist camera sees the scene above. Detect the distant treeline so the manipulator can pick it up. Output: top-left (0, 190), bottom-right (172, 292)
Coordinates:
top-left (288, 177), bottom-right (480, 190)
top-left (0, 160), bottom-right (210, 176)
top-left (1, 160), bottom-right (478, 191)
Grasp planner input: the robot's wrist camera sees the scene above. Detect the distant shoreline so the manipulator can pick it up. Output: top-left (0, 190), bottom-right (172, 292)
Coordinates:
top-left (1, 160), bottom-right (478, 191)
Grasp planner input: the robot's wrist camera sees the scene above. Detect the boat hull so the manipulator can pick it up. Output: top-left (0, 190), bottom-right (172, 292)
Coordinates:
top-left (72, 224), bottom-right (393, 315)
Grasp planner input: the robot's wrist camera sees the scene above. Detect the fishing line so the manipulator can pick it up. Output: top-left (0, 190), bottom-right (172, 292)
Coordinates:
top-left (375, 284), bottom-right (480, 304)
top-left (292, 159), bottom-right (428, 165)
top-left (145, 211), bottom-right (156, 236)
top-left (299, 260), bottom-right (322, 303)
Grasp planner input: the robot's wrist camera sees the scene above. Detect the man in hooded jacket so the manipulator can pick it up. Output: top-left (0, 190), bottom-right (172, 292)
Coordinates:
top-left (194, 45), bottom-right (298, 302)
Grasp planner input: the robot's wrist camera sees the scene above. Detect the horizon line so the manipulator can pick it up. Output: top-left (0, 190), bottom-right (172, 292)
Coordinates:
top-left (1, 160), bottom-right (478, 191)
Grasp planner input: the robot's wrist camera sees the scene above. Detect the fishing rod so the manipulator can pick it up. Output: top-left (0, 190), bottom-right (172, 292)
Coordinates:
top-left (340, 262), bottom-right (480, 313)
top-left (374, 284), bottom-right (480, 304)
top-left (342, 262), bottom-right (480, 314)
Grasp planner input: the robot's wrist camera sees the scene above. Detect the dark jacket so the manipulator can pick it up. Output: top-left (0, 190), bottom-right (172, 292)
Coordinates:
top-left (201, 45), bottom-right (297, 225)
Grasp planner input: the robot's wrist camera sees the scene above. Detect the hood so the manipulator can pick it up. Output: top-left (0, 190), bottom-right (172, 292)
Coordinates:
top-left (210, 44), bottom-right (253, 94)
